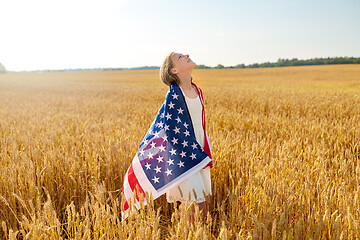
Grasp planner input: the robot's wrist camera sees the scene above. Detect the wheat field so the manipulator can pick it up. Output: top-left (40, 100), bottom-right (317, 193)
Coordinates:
top-left (0, 65), bottom-right (359, 239)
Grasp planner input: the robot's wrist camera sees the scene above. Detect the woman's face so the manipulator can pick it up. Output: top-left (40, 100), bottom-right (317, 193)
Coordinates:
top-left (170, 53), bottom-right (196, 74)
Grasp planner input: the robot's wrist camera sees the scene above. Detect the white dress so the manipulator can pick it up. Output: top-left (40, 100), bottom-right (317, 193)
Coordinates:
top-left (166, 86), bottom-right (212, 204)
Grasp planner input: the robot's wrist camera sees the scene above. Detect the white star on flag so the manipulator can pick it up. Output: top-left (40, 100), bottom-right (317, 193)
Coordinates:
top-left (169, 148), bottom-right (177, 155)
top-left (168, 102), bottom-right (175, 109)
top-left (172, 93), bottom-right (179, 100)
top-left (157, 156), bottom-right (164, 163)
top-left (152, 176), bottom-right (159, 183)
top-left (191, 142), bottom-right (198, 149)
top-left (165, 113), bottom-right (172, 120)
top-left (145, 162), bottom-right (151, 170)
top-left (154, 166), bottom-right (161, 173)
top-left (178, 161), bottom-right (184, 168)
top-left (139, 149), bottom-right (145, 156)
top-left (171, 137), bottom-right (178, 145)
top-left (181, 140), bottom-right (188, 147)
top-left (190, 153), bottom-right (197, 160)
top-left (159, 145), bottom-right (166, 152)
top-left (165, 169), bottom-right (172, 176)
top-left (167, 158), bottom-right (174, 165)
top-left (177, 107), bottom-right (184, 114)
top-left (184, 130), bottom-right (190, 137)
top-left (173, 127), bottom-right (180, 134)
top-left (180, 151), bottom-right (186, 158)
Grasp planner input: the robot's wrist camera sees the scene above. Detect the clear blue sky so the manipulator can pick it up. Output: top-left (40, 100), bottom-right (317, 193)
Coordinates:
top-left (1, 0), bottom-right (359, 71)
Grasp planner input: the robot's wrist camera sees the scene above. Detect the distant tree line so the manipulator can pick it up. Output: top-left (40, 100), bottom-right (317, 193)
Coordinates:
top-left (2, 57), bottom-right (360, 73)
top-left (195, 57), bottom-right (360, 69)
top-left (15, 66), bottom-right (160, 73)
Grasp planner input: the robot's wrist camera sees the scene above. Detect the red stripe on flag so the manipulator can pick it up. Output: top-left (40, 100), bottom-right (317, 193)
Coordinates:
top-left (122, 170), bottom-right (131, 212)
top-left (193, 83), bottom-right (213, 168)
top-left (127, 164), bottom-right (146, 201)
top-left (123, 200), bottom-right (129, 211)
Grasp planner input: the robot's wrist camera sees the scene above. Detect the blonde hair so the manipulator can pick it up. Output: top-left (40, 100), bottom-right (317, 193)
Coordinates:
top-left (159, 52), bottom-right (179, 86)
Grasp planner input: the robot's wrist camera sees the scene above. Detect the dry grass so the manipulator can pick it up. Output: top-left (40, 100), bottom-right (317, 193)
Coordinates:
top-left (0, 65), bottom-right (359, 239)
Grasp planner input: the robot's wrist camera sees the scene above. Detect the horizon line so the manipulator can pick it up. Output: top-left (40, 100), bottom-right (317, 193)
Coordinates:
top-left (2, 56), bottom-right (360, 73)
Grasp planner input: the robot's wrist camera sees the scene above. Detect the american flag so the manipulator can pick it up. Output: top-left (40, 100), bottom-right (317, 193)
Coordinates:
top-left (122, 83), bottom-right (213, 220)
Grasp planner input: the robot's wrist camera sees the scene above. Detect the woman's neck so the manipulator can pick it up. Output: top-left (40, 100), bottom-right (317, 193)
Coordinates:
top-left (177, 72), bottom-right (193, 90)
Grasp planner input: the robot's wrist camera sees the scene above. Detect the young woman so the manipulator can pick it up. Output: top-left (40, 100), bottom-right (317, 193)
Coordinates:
top-left (122, 52), bottom-right (213, 221)
top-left (160, 52), bottom-right (213, 219)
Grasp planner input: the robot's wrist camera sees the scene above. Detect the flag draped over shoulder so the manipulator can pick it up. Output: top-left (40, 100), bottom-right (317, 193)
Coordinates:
top-left (122, 82), bottom-right (213, 220)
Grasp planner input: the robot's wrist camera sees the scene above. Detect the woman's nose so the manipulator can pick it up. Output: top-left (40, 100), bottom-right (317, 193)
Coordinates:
top-left (185, 54), bottom-right (189, 58)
